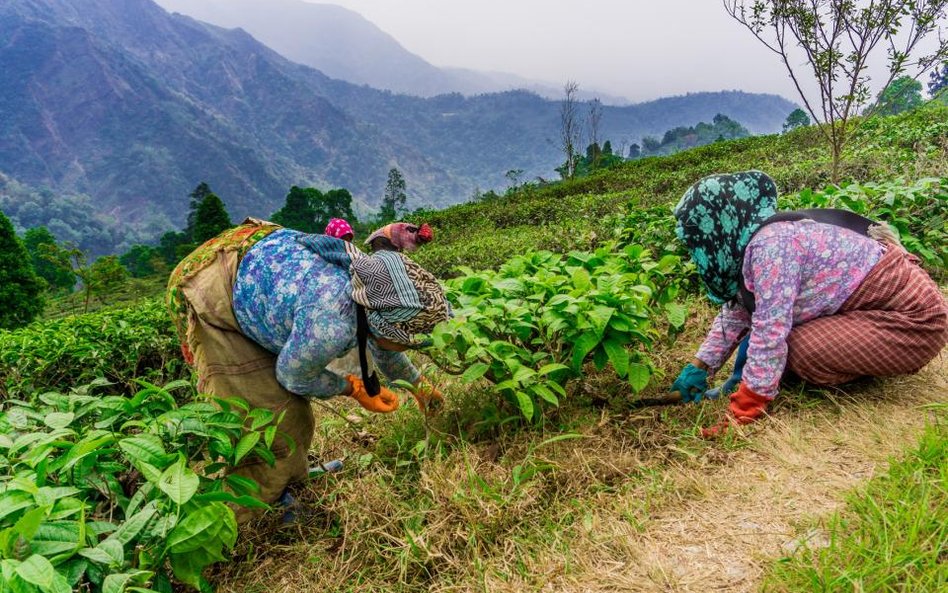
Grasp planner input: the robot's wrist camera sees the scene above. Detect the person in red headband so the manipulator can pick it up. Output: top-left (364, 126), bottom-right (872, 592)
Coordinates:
top-left (365, 222), bottom-right (433, 253)
top-left (324, 218), bottom-right (355, 242)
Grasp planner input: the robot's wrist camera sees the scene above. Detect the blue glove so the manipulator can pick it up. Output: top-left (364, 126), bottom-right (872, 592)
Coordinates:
top-left (704, 336), bottom-right (749, 400)
top-left (671, 363), bottom-right (709, 403)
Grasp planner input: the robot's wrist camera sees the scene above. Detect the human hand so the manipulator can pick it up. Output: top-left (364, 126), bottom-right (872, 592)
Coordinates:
top-left (701, 382), bottom-right (770, 438)
top-left (346, 375), bottom-right (400, 413)
top-left (671, 362), bottom-right (709, 403)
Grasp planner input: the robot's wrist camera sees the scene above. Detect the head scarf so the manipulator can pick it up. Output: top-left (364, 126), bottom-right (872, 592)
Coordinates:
top-left (298, 235), bottom-right (451, 347)
top-left (365, 222), bottom-right (433, 252)
top-left (673, 171), bottom-right (778, 304)
top-left (324, 218), bottom-right (354, 240)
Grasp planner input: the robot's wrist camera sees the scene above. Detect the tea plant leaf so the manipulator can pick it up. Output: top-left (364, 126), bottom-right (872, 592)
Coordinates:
top-left (514, 391), bottom-right (534, 420)
top-left (43, 412), bottom-right (75, 430)
top-left (664, 302), bottom-right (687, 329)
top-left (628, 363), bottom-right (651, 393)
top-left (107, 503), bottom-right (157, 546)
top-left (102, 570), bottom-right (152, 593)
top-left (571, 332), bottom-right (600, 371)
top-left (157, 457), bottom-right (199, 505)
top-left (536, 363), bottom-right (569, 376)
top-left (234, 432), bottom-right (260, 465)
top-left (118, 435), bottom-right (169, 468)
top-left (16, 554), bottom-right (70, 593)
top-left (602, 338), bottom-right (630, 378)
top-left (461, 362), bottom-right (489, 383)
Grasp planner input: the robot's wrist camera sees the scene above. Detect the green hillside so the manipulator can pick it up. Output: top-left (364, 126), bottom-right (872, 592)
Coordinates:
top-left (413, 104), bottom-right (948, 277)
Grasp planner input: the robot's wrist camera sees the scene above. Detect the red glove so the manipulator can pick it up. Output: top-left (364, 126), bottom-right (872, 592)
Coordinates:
top-left (411, 376), bottom-right (444, 416)
top-left (701, 382), bottom-right (770, 438)
top-left (346, 375), bottom-right (400, 413)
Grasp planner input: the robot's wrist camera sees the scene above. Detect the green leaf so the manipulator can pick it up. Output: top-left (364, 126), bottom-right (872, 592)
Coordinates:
top-left (572, 268), bottom-right (590, 290)
top-left (531, 384), bottom-right (559, 406)
top-left (157, 457), bottom-right (200, 505)
top-left (107, 503), bottom-right (157, 546)
top-left (102, 571), bottom-right (152, 593)
top-left (13, 506), bottom-right (48, 541)
top-left (118, 435), bottom-right (169, 468)
top-left (15, 555), bottom-right (55, 589)
top-left (602, 338), bottom-right (630, 378)
top-left (627, 363), bottom-right (651, 393)
top-left (514, 391), bottom-right (534, 421)
top-left (587, 306), bottom-right (615, 338)
top-left (167, 503), bottom-right (237, 554)
top-left (664, 302), bottom-right (687, 329)
top-left (234, 432), bottom-right (261, 465)
top-left (461, 362), bottom-right (489, 383)
top-left (571, 331), bottom-right (601, 370)
top-left (43, 412), bottom-right (75, 430)
top-left (264, 425), bottom-right (277, 449)
top-left (536, 363), bottom-right (569, 376)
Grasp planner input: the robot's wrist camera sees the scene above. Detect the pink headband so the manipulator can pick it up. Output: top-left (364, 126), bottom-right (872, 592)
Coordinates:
top-left (324, 218), bottom-right (354, 239)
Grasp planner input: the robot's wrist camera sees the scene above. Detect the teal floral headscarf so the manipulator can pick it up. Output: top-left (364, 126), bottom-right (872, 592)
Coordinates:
top-left (673, 171), bottom-right (778, 304)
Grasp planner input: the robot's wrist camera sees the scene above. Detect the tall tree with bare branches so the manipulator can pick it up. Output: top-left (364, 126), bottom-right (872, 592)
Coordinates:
top-left (723, 0), bottom-right (948, 181)
top-left (559, 80), bottom-right (584, 179)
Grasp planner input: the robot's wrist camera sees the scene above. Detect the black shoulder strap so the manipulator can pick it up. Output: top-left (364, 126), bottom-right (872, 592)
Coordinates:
top-left (737, 208), bottom-right (878, 314)
top-left (356, 304), bottom-right (381, 396)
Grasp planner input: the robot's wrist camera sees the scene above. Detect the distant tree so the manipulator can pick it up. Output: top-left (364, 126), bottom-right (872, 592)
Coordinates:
top-left (86, 256), bottom-right (128, 296)
top-left (929, 61), bottom-right (948, 96)
top-left (587, 98), bottom-right (603, 167)
top-left (120, 244), bottom-right (163, 278)
top-left (185, 182), bottom-right (214, 238)
top-left (782, 108), bottom-right (811, 133)
top-left (602, 140), bottom-right (613, 156)
top-left (641, 136), bottom-right (661, 153)
top-left (158, 230), bottom-right (190, 266)
top-left (191, 194), bottom-right (232, 243)
top-left (271, 186), bottom-right (320, 233)
top-left (627, 143), bottom-right (641, 159)
top-left (380, 168), bottom-right (407, 222)
top-left (317, 188), bottom-right (356, 229)
top-left (724, 0), bottom-right (948, 182)
top-left (876, 75), bottom-right (924, 115)
top-left (505, 169), bottom-right (525, 189)
top-left (558, 80), bottom-right (584, 179)
top-left (23, 226), bottom-right (74, 291)
top-left (0, 210), bottom-right (45, 328)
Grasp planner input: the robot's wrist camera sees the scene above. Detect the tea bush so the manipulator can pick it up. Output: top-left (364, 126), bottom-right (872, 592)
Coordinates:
top-left (427, 243), bottom-right (693, 420)
top-left (0, 300), bottom-right (183, 399)
top-left (0, 380), bottom-right (280, 592)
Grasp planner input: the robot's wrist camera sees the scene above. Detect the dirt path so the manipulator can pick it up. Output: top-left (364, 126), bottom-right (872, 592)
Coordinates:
top-left (544, 357), bottom-right (947, 593)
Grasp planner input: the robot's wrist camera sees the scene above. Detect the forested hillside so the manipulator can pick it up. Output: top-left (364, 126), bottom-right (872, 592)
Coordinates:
top-left (0, 0), bottom-right (796, 254)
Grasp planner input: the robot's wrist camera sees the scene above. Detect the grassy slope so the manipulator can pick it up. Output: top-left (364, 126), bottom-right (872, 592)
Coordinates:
top-left (207, 107), bottom-right (948, 592)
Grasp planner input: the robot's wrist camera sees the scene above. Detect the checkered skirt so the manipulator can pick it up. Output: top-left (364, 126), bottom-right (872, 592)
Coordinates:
top-left (786, 244), bottom-right (948, 385)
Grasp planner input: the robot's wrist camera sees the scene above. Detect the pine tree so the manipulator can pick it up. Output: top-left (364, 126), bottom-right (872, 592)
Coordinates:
top-left (191, 194), bottom-right (233, 243)
top-left (380, 168), bottom-right (407, 222)
top-left (23, 226), bottom-right (75, 291)
top-left (185, 182), bottom-right (214, 239)
top-left (928, 62), bottom-right (948, 98)
top-left (0, 210), bottom-right (45, 329)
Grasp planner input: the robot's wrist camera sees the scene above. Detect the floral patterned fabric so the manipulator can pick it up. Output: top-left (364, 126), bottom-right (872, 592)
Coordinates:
top-left (674, 171), bottom-right (779, 304)
top-left (695, 220), bottom-right (883, 398)
top-left (231, 229), bottom-right (420, 398)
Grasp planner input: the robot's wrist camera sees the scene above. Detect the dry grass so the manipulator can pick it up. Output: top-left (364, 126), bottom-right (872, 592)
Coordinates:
top-left (210, 298), bottom-right (947, 593)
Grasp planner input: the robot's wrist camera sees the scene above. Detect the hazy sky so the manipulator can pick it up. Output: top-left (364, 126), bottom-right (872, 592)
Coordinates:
top-left (312, 0), bottom-right (944, 103)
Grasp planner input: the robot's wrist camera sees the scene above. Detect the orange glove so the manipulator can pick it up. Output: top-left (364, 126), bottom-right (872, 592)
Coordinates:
top-left (346, 375), bottom-right (400, 413)
top-left (412, 376), bottom-right (444, 416)
top-left (701, 382), bottom-right (770, 438)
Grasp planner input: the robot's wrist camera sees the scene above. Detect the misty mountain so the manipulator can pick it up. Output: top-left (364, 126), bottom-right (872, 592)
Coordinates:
top-left (153, 0), bottom-right (630, 103)
top-left (0, 0), bottom-right (798, 251)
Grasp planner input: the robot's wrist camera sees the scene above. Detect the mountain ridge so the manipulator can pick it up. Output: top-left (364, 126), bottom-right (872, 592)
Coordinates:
top-left (0, 0), bottom-right (798, 253)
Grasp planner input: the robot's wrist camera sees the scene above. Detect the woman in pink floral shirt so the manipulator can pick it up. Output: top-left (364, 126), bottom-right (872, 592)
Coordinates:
top-left (670, 171), bottom-right (948, 435)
